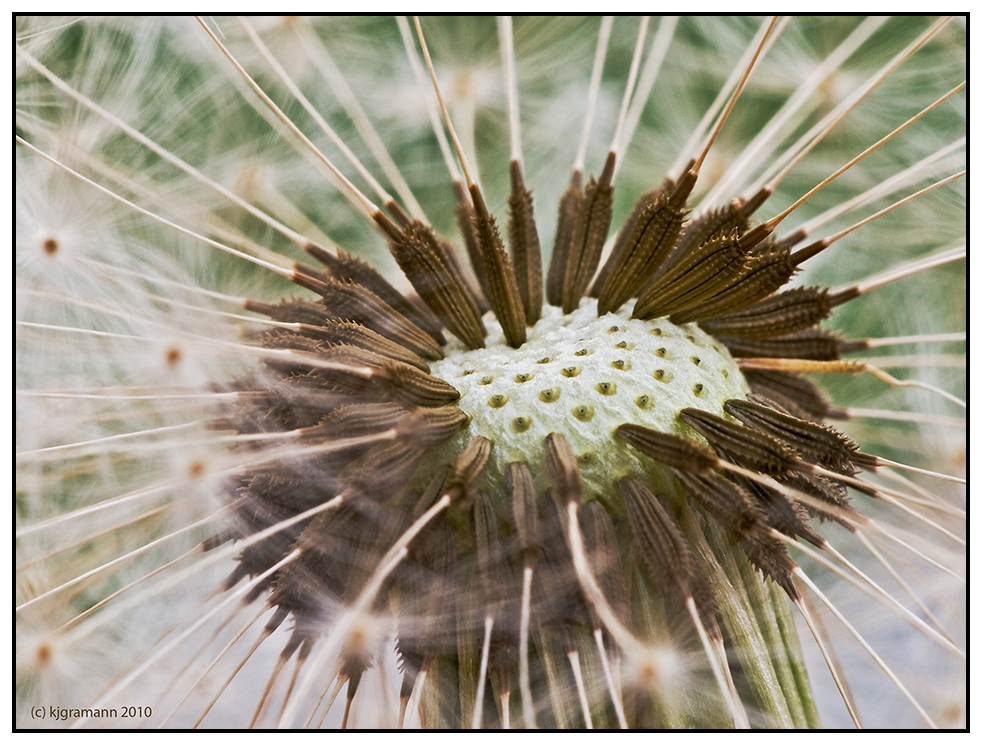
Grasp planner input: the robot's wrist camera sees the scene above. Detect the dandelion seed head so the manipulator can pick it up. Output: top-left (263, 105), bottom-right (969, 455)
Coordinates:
top-left (15, 615), bottom-right (122, 713)
top-left (624, 644), bottom-right (681, 691)
top-left (136, 336), bottom-right (216, 389)
top-left (336, 609), bottom-right (392, 668)
top-left (16, 162), bottom-right (109, 284)
top-left (17, 627), bottom-right (66, 691)
top-left (15, 15), bottom-right (964, 730)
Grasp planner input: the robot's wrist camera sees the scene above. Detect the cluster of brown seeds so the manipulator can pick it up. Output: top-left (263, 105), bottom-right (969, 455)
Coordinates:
top-left (212, 120), bottom-right (894, 725)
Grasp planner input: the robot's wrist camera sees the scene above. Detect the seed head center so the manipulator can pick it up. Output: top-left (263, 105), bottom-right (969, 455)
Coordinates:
top-left (430, 298), bottom-right (751, 499)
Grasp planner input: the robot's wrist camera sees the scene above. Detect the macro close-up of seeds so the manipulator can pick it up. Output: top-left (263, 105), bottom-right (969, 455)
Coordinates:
top-left (15, 16), bottom-right (965, 729)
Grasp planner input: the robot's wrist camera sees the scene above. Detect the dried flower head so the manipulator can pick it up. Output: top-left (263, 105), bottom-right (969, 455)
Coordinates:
top-left (16, 16), bottom-right (965, 729)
